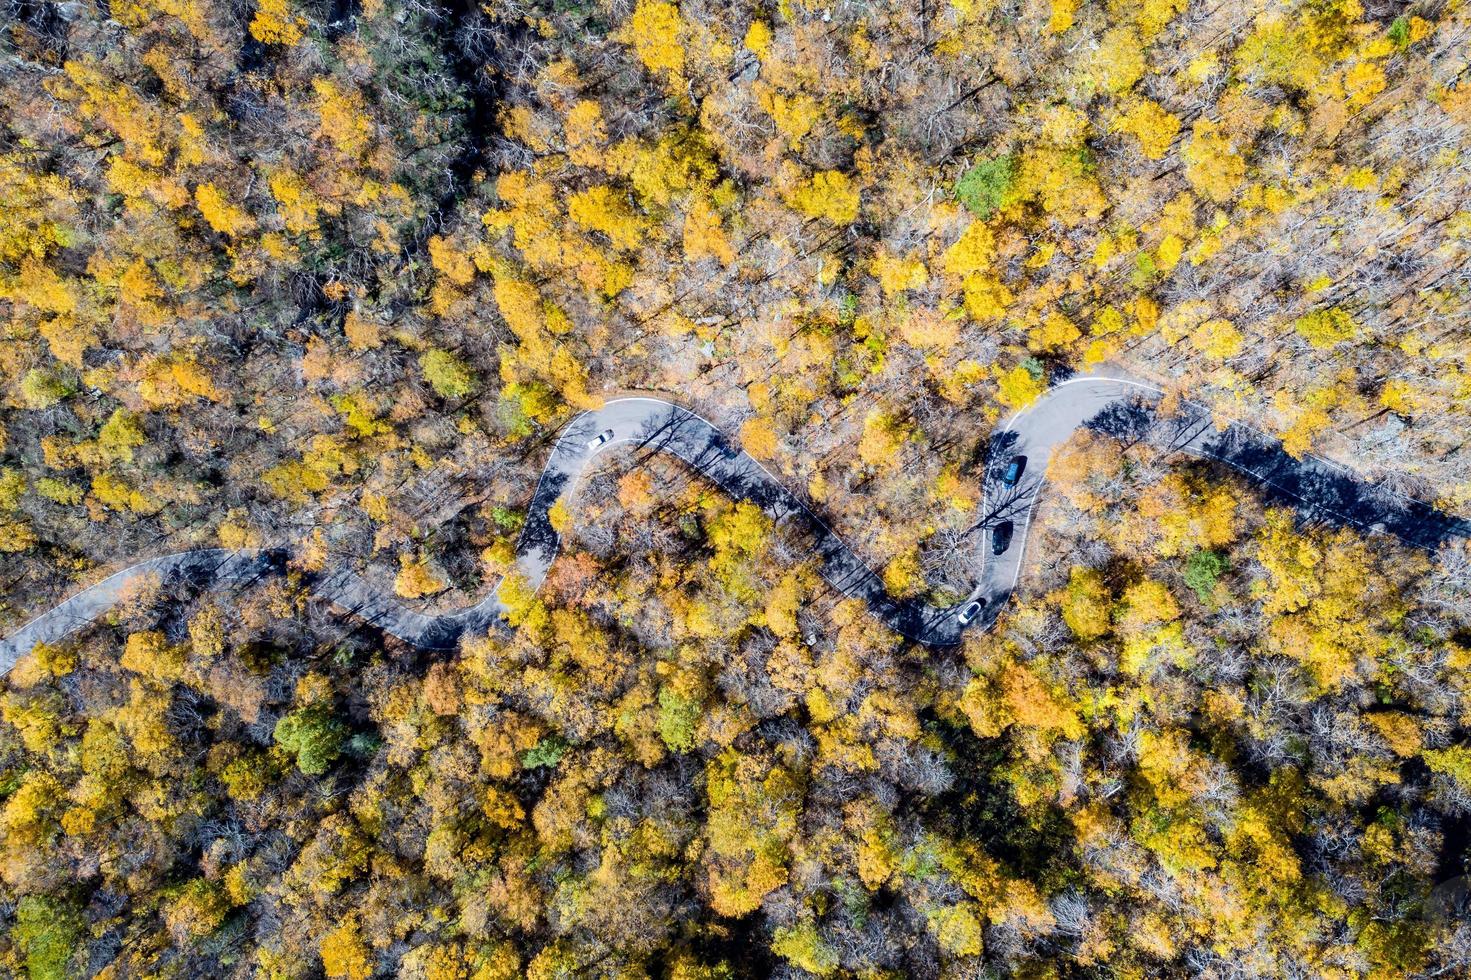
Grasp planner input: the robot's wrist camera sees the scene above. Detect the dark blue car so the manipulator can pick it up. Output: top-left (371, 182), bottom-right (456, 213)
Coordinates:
top-left (1002, 455), bottom-right (1028, 487)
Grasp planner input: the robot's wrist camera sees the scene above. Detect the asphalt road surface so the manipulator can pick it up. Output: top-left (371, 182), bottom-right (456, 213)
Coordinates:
top-left (2, 367), bottom-right (1466, 672)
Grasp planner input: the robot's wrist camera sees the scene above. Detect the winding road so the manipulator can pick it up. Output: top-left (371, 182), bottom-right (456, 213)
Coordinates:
top-left (1, 366), bottom-right (1466, 673)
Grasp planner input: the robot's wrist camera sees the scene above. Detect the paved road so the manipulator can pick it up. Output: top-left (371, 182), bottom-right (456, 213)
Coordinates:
top-left (2, 368), bottom-right (1466, 671)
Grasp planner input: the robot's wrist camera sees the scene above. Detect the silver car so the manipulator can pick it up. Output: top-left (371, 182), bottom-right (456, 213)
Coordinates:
top-left (586, 429), bottom-right (615, 451)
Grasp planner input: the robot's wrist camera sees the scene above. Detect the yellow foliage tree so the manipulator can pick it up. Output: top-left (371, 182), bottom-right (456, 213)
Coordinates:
top-left (1112, 99), bottom-right (1181, 160)
top-left (320, 915), bottom-right (373, 980)
top-left (250, 0), bottom-right (305, 45)
top-left (739, 416), bottom-right (779, 459)
top-left (1182, 120), bottom-right (1246, 202)
top-left (563, 100), bottom-right (607, 167)
top-left (704, 747), bottom-right (802, 916)
top-left (138, 355), bottom-right (223, 409)
top-left (994, 365), bottom-right (1044, 409)
top-left (1059, 566), bottom-right (1111, 641)
top-left (871, 251), bottom-right (928, 296)
top-left (941, 222), bottom-right (995, 279)
top-left (395, 556), bottom-right (447, 600)
top-left (788, 171), bottom-right (859, 224)
top-left (194, 182), bottom-right (253, 237)
top-left (683, 196), bottom-right (734, 265)
top-left (625, 0), bottom-right (686, 83)
top-left (567, 185), bottom-right (647, 251)
top-left (882, 547), bottom-right (925, 598)
top-left (858, 410), bottom-right (906, 470)
top-left (313, 79), bottom-right (374, 158)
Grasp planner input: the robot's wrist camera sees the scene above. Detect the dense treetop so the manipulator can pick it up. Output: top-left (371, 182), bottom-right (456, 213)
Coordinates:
top-left (2, 0), bottom-right (1471, 975)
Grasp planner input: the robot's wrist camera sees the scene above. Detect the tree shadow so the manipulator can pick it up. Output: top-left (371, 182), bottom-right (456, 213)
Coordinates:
top-left (1195, 424), bottom-right (1471, 550)
top-left (982, 429), bottom-right (1021, 479)
top-left (520, 469), bottom-right (571, 559)
top-left (1085, 398), bottom-right (1159, 449)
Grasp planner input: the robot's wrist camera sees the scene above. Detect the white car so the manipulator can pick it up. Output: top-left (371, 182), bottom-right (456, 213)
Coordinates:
top-left (586, 429), bottom-right (615, 451)
top-left (957, 599), bottom-right (986, 625)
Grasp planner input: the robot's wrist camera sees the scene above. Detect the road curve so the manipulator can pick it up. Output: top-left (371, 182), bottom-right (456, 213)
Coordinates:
top-left (2, 367), bottom-right (1466, 673)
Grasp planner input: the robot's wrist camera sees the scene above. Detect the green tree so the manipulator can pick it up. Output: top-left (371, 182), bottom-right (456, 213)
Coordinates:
top-left (954, 154), bottom-right (1016, 218)
top-left (14, 895), bottom-right (81, 980)
top-left (657, 686), bottom-right (700, 753)
top-left (419, 348), bottom-right (478, 399)
top-left (1183, 549), bottom-right (1228, 602)
top-left (273, 704), bottom-right (348, 775)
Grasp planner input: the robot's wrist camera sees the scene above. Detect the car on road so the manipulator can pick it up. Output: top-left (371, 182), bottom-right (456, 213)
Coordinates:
top-left (956, 598), bottom-right (986, 625)
top-left (586, 429), bottom-right (615, 451)
top-left (991, 521), bottom-right (1015, 556)
top-left (1001, 455), bottom-right (1028, 487)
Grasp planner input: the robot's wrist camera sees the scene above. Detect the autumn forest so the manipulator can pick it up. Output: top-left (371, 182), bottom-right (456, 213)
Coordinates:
top-left (4, 0), bottom-right (1471, 976)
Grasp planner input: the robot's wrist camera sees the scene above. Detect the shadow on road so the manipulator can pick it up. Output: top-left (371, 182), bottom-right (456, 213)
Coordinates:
top-left (1088, 399), bottom-right (1471, 551)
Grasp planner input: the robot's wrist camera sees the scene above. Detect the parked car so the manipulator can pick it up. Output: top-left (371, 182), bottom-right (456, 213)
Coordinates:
top-left (586, 429), bottom-right (615, 451)
top-left (1002, 455), bottom-right (1028, 487)
top-left (956, 598), bottom-right (986, 625)
top-left (991, 520), bottom-right (1015, 556)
